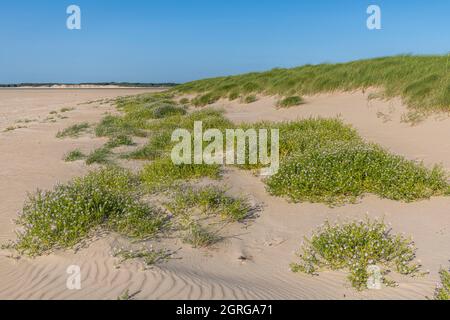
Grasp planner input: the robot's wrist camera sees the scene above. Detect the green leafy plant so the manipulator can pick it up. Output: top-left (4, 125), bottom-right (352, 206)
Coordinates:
top-left (64, 149), bottom-right (86, 162)
top-left (86, 147), bottom-right (112, 165)
top-left (434, 268), bottom-right (450, 300)
top-left (11, 167), bottom-right (167, 256)
top-left (290, 219), bottom-right (422, 290)
top-left (141, 158), bottom-right (221, 191)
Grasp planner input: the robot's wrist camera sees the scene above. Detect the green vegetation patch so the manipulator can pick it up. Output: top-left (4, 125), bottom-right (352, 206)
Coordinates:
top-left (141, 158), bottom-right (221, 191)
top-left (435, 268), bottom-right (450, 300)
top-left (56, 122), bottom-right (90, 138)
top-left (105, 135), bottom-right (135, 149)
top-left (243, 95), bottom-right (258, 104)
top-left (291, 219), bottom-right (422, 290)
top-left (113, 247), bottom-right (173, 268)
top-left (266, 142), bottom-right (449, 205)
top-left (11, 167), bottom-right (167, 256)
top-left (277, 96), bottom-right (304, 108)
top-left (64, 149), bottom-right (86, 162)
top-left (168, 186), bottom-right (252, 222)
top-left (86, 147), bottom-right (113, 165)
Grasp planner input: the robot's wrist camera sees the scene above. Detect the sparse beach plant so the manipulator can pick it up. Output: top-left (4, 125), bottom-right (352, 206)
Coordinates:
top-left (277, 96), bottom-right (304, 108)
top-left (140, 158), bottom-right (221, 191)
top-left (56, 122), bottom-right (90, 138)
top-left (86, 147), bottom-right (113, 165)
top-left (95, 115), bottom-right (146, 138)
top-left (243, 95), bottom-right (258, 104)
top-left (291, 219), bottom-right (422, 290)
top-left (434, 268), bottom-right (450, 300)
top-left (266, 142), bottom-right (449, 205)
top-left (152, 104), bottom-right (187, 118)
top-left (192, 93), bottom-right (220, 107)
top-left (173, 55), bottom-right (450, 114)
top-left (179, 98), bottom-right (190, 104)
top-left (105, 135), bottom-right (135, 148)
top-left (113, 247), bottom-right (173, 267)
top-left (64, 149), bottom-right (86, 162)
top-left (60, 107), bottom-right (75, 113)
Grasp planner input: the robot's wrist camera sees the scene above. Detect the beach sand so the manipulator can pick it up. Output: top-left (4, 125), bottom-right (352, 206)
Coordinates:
top-left (1, 89), bottom-right (449, 299)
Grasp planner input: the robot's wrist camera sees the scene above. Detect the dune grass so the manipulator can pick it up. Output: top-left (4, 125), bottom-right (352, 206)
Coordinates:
top-left (113, 247), bottom-right (173, 268)
top-left (173, 55), bottom-right (450, 113)
top-left (86, 147), bottom-right (113, 165)
top-left (291, 219), bottom-right (422, 290)
top-left (277, 96), bottom-right (304, 108)
top-left (181, 221), bottom-right (221, 248)
top-left (56, 122), bottom-right (90, 138)
top-left (64, 149), bottom-right (86, 162)
top-left (11, 168), bottom-right (167, 256)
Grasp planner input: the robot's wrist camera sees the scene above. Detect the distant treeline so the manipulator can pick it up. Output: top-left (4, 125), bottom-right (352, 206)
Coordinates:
top-left (0, 82), bottom-right (178, 88)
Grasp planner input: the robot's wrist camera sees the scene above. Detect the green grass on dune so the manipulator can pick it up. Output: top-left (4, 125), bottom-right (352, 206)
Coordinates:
top-left (174, 55), bottom-right (450, 113)
top-left (435, 268), bottom-right (450, 300)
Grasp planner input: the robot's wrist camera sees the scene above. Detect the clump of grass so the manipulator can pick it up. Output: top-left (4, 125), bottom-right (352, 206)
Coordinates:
top-left (152, 104), bottom-right (187, 118)
top-left (192, 93), bottom-right (220, 107)
top-left (117, 289), bottom-right (132, 301)
top-left (64, 149), bottom-right (86, 162)
top-left (11, 168), bottom-right (167, 256)
top-left (243, 95), bottom-right (258, 104)
top-left (105, 135), bottom-right (135, 149)
top-left (434, 268), bottom-right (450, 300)
top-left (169, 186), bottom-right (252, 222)
top-left (291, 219), bottom-right (422, 290)
top-left (277, 96), bottom-right (304, 108)
top-left (86, 147), bottom-right (112, 165)
top-left (228, 91), bottom-right (240, 101)
top-left (141, 158), bottom-right (221, 191)
top-left (266, 142), bottom-right (449, 205)
top-left (182, 220), bottom-right (221, 248)
top-left (95, 115), bottom-right (146, 138)
top-left (113, 247), bottom-right (173, 268)
top-left (179, 98), bottom-right (190, 104)
top-left (56, 122), bottom-right (90, 138)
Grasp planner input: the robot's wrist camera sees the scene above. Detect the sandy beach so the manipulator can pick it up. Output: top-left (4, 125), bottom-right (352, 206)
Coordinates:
top-left (1, 88), bottom-right (449, 300)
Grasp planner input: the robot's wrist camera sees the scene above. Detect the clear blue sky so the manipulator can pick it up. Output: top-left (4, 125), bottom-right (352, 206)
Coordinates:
top-left (0, 0), bottom-right (449, 83)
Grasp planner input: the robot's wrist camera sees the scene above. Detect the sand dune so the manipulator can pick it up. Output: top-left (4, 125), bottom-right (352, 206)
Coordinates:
top-left (1, 89), bottom-right (449, 300)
